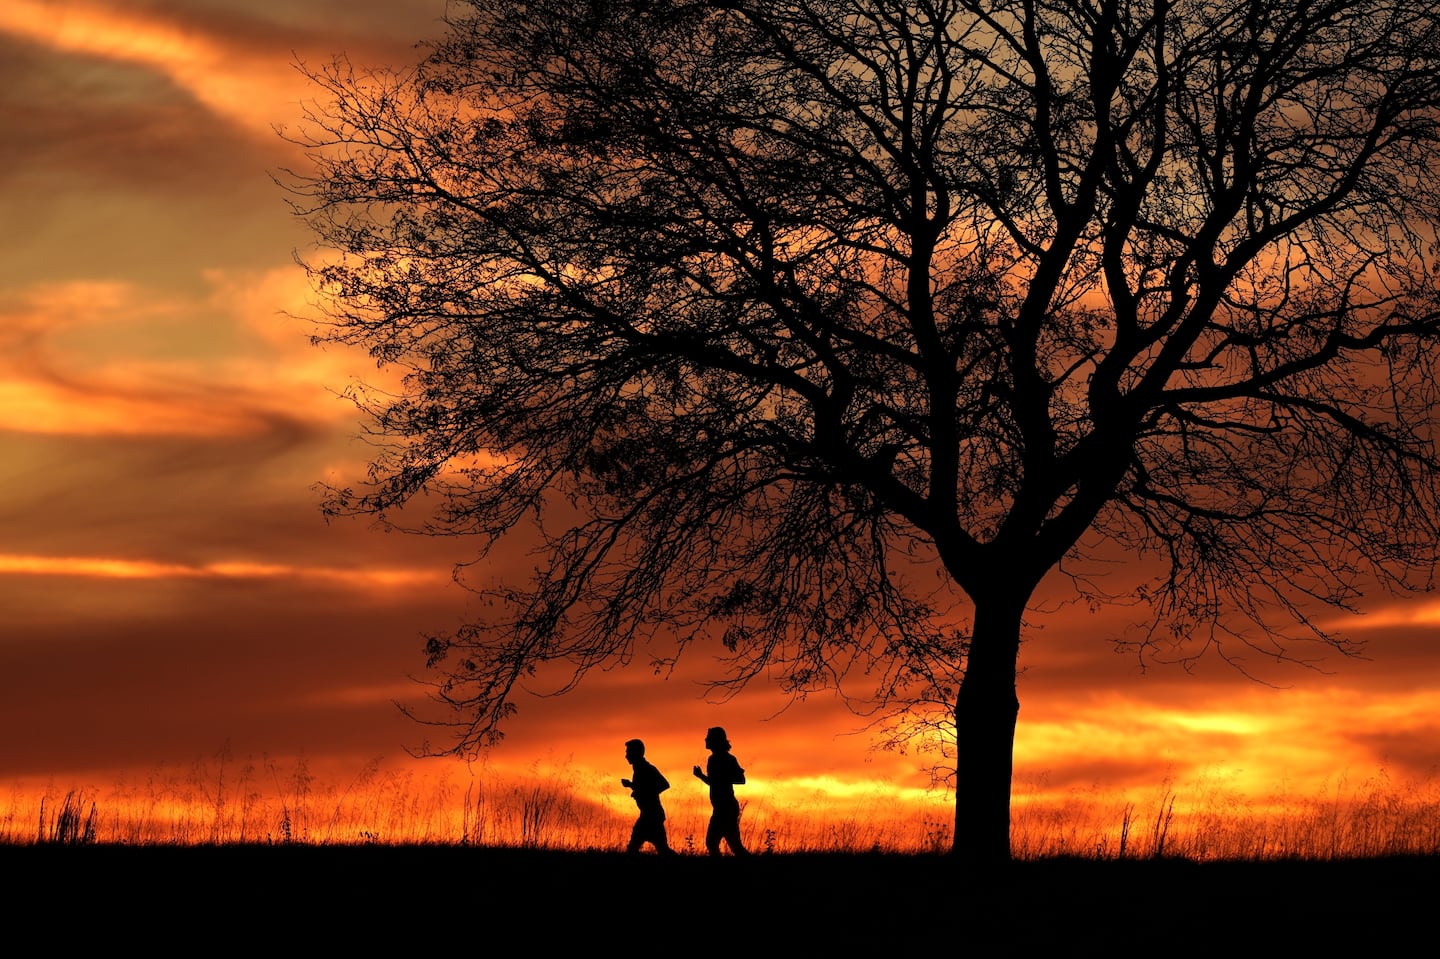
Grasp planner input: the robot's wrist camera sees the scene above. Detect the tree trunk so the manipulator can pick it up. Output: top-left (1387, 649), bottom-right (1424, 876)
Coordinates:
top-left (951, 590), bottom-right (1025, 862)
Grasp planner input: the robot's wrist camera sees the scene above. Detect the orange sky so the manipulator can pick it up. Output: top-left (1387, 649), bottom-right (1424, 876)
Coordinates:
top-left (3, 0), bottom-right (1439, 833)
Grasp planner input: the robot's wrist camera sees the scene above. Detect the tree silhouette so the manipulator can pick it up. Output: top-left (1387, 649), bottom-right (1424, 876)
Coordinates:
top-left (287, 0), bottom-right (1440, 860)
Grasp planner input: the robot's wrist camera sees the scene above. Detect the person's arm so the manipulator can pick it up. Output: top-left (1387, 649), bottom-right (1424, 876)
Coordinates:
top-left (693, 764), bottom-right (709, 783)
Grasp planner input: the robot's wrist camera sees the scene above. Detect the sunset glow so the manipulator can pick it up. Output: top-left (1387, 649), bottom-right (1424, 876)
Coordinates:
top-left (0, 552), bottom-right (445, 589)
top-left (3, 0), bottom-right (1439, 856)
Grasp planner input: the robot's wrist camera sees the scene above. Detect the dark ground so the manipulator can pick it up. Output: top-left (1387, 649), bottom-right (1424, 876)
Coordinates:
top-left (7, 845), bottom-right (1433, 950)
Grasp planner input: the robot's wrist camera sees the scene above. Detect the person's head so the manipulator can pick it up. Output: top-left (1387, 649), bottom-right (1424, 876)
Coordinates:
top-left (625, 738), bottom-right (645, 762)
top-left (704, 727), bottom-right (730, 752)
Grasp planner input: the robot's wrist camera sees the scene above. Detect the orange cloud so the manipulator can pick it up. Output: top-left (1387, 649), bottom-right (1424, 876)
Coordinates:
top-left (301, 683), bottom-right (425, 708)
top-left (0, 552), bottom-right (446, 590)
top-left (0, 379), bottom-right (282, 437)
top-left (1010, 682), bottom-right (1440, 808)
top-left (0, 0), bottom-right (308, 138)
top-left (1325, 600), bottom-right (1440, 631)
top-left (0, 271), bottom-right (384, 438)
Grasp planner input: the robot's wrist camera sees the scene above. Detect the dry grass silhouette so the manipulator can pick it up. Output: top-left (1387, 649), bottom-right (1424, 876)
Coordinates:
top-left (5, 753), bottom-right (1439, 860)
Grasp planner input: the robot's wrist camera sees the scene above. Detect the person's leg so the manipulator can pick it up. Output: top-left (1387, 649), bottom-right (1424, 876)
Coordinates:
top-left (725, 810), bottom-right (749, 855)
top-left (705, 813), bottom-right (723, 855)
top-left (655, 820), bottom-right (675, 855)
top-left (628, 817), bottom-right (645, 853)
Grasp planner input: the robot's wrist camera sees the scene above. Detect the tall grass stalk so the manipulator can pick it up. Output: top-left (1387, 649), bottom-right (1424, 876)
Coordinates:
top-left (37, 789), bottom-right (97, 845)
top-left (4, 757), bottom-right (1439, 859)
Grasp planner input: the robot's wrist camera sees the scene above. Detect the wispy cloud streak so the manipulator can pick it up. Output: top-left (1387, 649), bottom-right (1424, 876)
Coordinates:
top-left (0, 552), bottom-right (445, 589)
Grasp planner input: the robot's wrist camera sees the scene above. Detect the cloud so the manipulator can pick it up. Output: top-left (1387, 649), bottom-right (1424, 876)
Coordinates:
top-left (0, 552), bottom-right (446, 590)
top-left (0, 563), bottom-right (472, 779)
top-left (0, 271), bottom-right (380, 438)
top-left (0, 0), bottom-right (315, 139)
top-left (1326, 599), bottom-right (1440, 631)
top-left (0, 1), bottom-right (450, 143)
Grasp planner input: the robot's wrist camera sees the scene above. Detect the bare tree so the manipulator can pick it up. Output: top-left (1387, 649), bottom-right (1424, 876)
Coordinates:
top-left (285, 0), bottom-right (1440, 860)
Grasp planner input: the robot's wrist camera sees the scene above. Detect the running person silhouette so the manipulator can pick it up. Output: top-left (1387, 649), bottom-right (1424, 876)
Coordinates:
top-left (622, 738), bottom-right (675, 855)
top-left (692, 726), bottom-right (749, 856)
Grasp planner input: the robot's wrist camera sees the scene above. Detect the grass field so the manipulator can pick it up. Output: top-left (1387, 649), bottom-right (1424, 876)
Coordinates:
top-left (8, 755), bottom-right (1440, 860)
top-left (5, 844), bottom-right (1434, 949)
top-left (6, 759), bottom-right (1437, 948)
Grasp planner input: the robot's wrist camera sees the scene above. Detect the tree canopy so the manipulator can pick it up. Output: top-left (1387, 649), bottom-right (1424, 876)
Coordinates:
top-left (287, 0), bottom-right (1440, 859)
